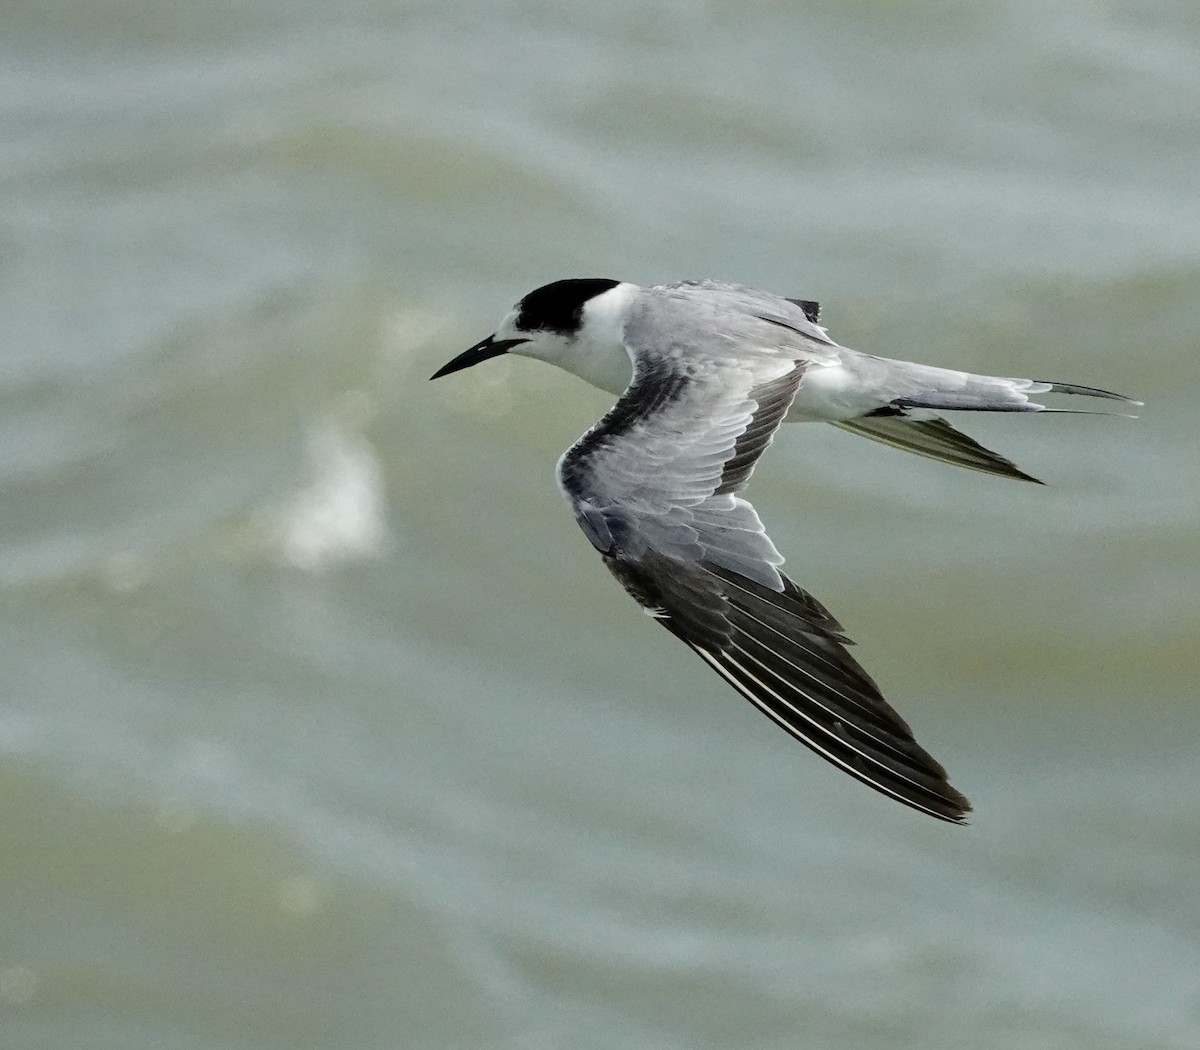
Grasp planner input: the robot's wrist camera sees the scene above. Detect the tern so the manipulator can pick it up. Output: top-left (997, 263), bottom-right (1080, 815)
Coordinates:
top-left (432, 279), bottom-right (1138, 822)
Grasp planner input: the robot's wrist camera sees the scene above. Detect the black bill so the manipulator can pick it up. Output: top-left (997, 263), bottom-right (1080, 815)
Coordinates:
top-left (430, 336), bottom-right (528, 380)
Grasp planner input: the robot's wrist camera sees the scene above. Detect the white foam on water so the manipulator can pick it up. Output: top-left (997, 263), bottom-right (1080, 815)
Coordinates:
top-left (266, 394), bottom-right (389, 571)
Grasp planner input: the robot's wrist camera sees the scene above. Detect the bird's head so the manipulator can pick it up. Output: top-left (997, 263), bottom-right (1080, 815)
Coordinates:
top-left (431, 278), bottom-right (636, 394)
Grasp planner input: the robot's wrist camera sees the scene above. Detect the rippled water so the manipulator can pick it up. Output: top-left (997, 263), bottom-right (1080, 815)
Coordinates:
top-left (2, 2), bottom-right (1198, 1047)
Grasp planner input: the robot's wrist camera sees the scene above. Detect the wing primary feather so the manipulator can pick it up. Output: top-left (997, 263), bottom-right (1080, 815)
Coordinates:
top-left (688, 643), bottom-right (969, 823)
top-left (723, 600), bottom-right (884, 707)
top-left (717, 643), bottom-right (962, 808)
top-left (833, 416), bottom-right (1044, 484)
top-left (705, 570), bottom-right (874, 688)
top-left (724, 616), bottom-right (913, 739)
top-left (648, 562), bottom-right (970, 821)
top-left (724, 638), bottom-right (951, 788)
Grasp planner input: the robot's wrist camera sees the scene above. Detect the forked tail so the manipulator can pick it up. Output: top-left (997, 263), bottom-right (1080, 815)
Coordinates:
top-left (836, 370), bottom-right (1140, 483)
top-left (883, 368), bottom-right (1141, 415)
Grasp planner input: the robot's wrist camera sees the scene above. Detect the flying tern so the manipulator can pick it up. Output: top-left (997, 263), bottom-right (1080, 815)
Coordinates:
top-left (432, 278), bottom-right (1137, 821)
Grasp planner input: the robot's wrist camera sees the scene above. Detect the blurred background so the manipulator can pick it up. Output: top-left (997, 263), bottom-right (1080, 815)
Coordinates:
top-left (2, 1), bottom-right (1198, 1047)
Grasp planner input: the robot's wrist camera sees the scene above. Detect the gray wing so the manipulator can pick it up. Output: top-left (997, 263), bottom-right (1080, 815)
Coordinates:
top-left (558, 348), bottom-right (799, 590)
top-left (557, 344), bottom-right (971, 823)
top-left (656, 280), bottom-right (839, 351)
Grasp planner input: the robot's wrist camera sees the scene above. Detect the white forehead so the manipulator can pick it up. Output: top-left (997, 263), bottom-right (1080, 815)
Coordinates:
top-left (495, 305), bottom-right (523, 335)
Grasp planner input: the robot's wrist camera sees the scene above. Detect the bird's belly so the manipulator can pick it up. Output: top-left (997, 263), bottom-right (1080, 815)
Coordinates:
top-left (785, 363), bottom-right (881, 422)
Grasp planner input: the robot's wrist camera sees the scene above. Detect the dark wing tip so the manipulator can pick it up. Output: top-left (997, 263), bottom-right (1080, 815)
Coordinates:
top-left (785, 298), bottom-right (822, 323)
top-left (835, 416), bottom-right (1046, 484)
top-left (684, 565), bottom-right (973, 823)
top-left (598, 553), bottom-right (973, 823)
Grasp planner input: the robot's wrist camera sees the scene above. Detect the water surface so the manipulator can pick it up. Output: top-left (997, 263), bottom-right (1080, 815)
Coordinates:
top-left (2, 2), bottom-right (1198, 1047)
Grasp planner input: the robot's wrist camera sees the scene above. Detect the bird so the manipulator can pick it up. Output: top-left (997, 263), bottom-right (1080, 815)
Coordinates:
top-left (431, 278), bottom-right (1138, 822)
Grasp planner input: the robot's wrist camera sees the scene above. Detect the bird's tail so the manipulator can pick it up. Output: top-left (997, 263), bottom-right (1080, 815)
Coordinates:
top-left (836, 362), bottom-right (1140, 482)
top-left (874, 358), bottom-right (1141, 415)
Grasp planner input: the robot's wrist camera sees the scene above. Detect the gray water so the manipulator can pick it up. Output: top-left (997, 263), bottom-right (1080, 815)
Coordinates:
top-left (2, 2), bottom-right (1199, 1047)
